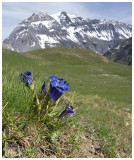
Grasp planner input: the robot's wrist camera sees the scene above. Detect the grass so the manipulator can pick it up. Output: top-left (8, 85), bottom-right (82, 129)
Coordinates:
top-left (2, 47), bottom-right (132, 158)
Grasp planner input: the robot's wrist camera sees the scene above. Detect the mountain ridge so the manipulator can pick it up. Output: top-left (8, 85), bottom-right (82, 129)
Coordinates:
top-left (104, 37), bottom-right (132, 65)
top-left (3, 11), bottom-right (132, 54)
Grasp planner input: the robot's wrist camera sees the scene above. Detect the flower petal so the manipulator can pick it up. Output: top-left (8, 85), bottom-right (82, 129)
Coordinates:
top-left (41, 80), bottom-right (46, 96)
top-left (59, 104), bottom-right (75, 120)
top-left (19, 71), bottom-right (32, 86)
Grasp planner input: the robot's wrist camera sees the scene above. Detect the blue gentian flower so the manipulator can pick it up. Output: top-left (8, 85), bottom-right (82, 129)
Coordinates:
top-left (114, 122), bottom-right (117, 124)
top-left (48, 75), bottom-right (70, 102)
top-left (41, 80), bottom-right (47, 96)
top-left (19, 71), bottom-right (32, 86)
top-left (59, 104), bottom-right (75, 120)
top-left (48, 75), bottom-right (64, 81)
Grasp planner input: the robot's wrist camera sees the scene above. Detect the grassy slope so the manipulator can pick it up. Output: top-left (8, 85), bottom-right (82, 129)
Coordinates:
top-left (3, 47), bottom-right (132, 104)
top-left (2, 47), bottom-right (132, 158)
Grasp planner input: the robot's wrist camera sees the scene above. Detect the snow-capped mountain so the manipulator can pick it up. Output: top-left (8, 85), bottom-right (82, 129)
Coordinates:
top-left (3, 11), bottom-right (132, 54)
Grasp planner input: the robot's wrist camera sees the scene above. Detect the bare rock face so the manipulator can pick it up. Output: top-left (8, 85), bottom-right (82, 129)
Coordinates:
top-left (104, 37), bottom-right (132, 65)
top-left (3, 11), bottom-right (132, 54)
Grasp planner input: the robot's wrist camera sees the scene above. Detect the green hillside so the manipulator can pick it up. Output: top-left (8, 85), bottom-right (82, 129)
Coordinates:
top-left (3, 47), bottom-right (132, 104)
top-left (2, 47), bottom-right (132, 158)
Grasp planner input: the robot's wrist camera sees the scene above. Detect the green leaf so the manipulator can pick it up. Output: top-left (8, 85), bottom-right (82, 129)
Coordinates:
top-left (9, 121), bottom-right (28, 139)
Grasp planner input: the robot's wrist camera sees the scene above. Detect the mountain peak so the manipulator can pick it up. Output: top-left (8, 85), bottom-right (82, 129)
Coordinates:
top-left (60, 12), bottom-right (77, 19)
top-left (26, 11), bottom-right (52, 23)
top-left (51, 11), bottom-right (77, 19)
top-left (32, 11), bottom-right (48, 17)
top-left (37, 11), bottom-right (48, 15)
top-left (51, 11), bottom-right (70, 24)
top-left (3, 11), bottom-right (132, 53)
top-left (60, 11), bottom-right (67, 15)
top-left (53, 11), bottom-right (69, 19)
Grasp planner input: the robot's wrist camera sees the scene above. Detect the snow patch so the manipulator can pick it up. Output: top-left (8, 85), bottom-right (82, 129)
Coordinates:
top-left (51, 12), bottom-right (61, 24)
top-left (51, 12), bottom-right (77, 24)
top-left (82, 40), bottom-right (87, 42)
top-left (24, 19), bottom-right (28, 22)
top-left (31, 20), bottom-right (55, 29)
top-left (36, 34), bottom-right (59, 48)
top-left (115, 45), bottom-right (120, 49)
top-left (18, 29), bottom-right (28, 35)
top-left (17, 24), bottom-right (27, 27)
top-left (49, 29), bottom-right (55, 32)
top-left (31, 42), bottom-right (35, 47)
top-left (115, 28), bottom-right (130, 38)
top-left (67, 13), bottom-right (77, 19)
top-left (66, 26), bottom-right (80, 43)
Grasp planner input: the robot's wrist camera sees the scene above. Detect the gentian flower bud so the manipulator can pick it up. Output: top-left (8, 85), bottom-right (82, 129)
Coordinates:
top-left (59, 104), bottom-right (75, 120)
top-left (41, 80), bottom-right (47, 96)
top-left (30, 84), bottom-right (34, 91)
top-left (19, 71), bottom-right (32, 86)
top-left (35, 95), bottom-right (41, 115)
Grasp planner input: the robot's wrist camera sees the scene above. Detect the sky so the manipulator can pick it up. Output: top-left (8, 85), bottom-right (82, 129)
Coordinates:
top-left (2, 2), bottom-right (132, 40)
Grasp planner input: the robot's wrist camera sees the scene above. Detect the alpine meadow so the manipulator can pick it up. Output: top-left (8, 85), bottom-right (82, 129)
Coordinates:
top-left (2, 47), bottom-right (132, 158)
top-left (2, 4), bottom-right (132, 158)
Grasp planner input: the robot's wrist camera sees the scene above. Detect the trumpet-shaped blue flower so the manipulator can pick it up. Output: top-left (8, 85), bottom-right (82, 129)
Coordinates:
top-left (48, 75), bottom-right (64, 81)
top-left (59, 104), bottom-right (75, 120)
top-left (19, 71), bottom-right (32, 86)
top-left (48, 75), bottom-right (70, 102)
top-left (41, 80), bottom-right (47, 96)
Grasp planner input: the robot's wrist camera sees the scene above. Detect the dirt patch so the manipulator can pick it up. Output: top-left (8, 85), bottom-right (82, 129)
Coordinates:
top-left (127, 113), bottom-right (132, 120)
top-left (100, 56), bottom-right (109, 63)
top-left (2, 140), bottom-right (24, 158)
top-left (100, 74), bottom-right (119, 77)
top-left (71, 132), bottom-right (106, 158)
top-left (22, 53), bottom-right (43, 60)
top-left (91, 73), bottom-right (119, 77)
top-left (3, 127), bottom-right (106, 158)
